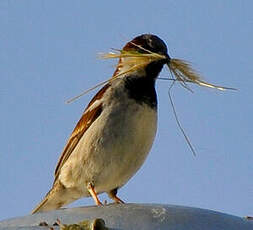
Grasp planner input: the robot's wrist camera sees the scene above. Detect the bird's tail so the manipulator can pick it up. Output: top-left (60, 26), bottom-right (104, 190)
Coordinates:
top-left (31, 181), bottom-right (76, 214)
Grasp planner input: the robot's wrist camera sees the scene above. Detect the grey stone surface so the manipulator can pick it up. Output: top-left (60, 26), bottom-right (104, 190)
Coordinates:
top-left (1, 203), bottom-right (252, 230)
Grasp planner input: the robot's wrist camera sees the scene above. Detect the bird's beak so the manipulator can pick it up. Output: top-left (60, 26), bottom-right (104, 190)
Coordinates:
top-left (165, 54), bottom-right (171, 64)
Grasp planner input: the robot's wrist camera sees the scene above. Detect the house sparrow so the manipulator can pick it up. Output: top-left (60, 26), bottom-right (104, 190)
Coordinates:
top-left (32, 34), bottom-right (170, 213)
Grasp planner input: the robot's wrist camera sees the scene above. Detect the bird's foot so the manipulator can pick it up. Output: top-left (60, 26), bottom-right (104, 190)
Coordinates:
top-left (111, 195), bottom-right (125, 204)
top-left (87, 182), bottom-right (103, 206)
top-left (108, 189), bottom-right (125, 204)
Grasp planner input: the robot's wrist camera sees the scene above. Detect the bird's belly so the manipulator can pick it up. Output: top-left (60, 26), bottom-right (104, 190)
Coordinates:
top-left (59, 102), bottom-right (157, 194)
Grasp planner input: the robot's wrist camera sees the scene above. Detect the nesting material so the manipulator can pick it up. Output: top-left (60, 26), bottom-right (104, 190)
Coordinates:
top-left (101, 47), bottom-right (236, 91)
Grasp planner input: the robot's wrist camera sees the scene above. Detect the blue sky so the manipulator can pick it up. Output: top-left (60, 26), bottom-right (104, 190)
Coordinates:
top-left (1, 1), bottom-right (252, 220)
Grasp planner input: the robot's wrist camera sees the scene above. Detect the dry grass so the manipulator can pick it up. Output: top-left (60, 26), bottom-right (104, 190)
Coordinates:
top-left (101, 48), bottom-right (236, 91)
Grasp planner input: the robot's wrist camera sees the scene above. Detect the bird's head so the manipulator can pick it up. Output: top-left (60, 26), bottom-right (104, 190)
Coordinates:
top-left (110, 34), bottom-right (170, 79)
top-left (123, 34), bottom-right (170, 60)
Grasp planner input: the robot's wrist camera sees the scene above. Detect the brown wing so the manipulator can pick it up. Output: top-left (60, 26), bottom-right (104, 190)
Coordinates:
top-left (54, 84), bottom-right (110, 182)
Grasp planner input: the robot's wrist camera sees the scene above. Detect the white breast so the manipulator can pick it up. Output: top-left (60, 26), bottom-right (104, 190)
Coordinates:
top-left (59, 79), bottom-right (157, 195)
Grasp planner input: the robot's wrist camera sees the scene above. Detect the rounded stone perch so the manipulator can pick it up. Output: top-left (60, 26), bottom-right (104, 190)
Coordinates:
top-left (0, 203), bottom-right (252, 230)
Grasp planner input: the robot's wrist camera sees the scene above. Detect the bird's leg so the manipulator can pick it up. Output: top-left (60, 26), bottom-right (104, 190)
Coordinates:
top-left (87, 182), bottom-right (103, 206)
top-left (108, 188), bottom-right (125, 204)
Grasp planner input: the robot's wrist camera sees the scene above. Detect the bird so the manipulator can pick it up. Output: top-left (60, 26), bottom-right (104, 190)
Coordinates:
top-left (32, 34), bottom-right (170, 213)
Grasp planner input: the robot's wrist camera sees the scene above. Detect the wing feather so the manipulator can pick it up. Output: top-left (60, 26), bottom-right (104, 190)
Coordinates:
top-left (54, 84), bottom-right (110, 182)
